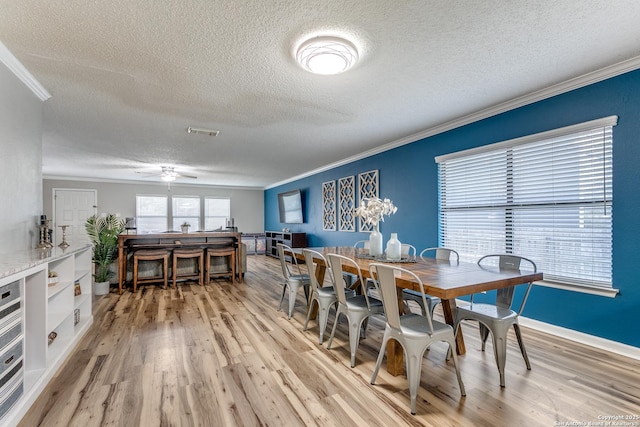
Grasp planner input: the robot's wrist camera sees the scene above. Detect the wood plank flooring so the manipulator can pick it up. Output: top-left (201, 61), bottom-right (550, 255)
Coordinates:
top-left (19, 255), bottom-right (640, 426)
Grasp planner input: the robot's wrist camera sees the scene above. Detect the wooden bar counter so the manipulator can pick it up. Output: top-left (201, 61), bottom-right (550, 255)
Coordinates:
top-left (117, 231), bottom-right (242, 294)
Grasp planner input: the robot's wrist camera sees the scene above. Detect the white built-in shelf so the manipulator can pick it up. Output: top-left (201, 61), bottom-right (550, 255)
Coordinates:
top-left (0, 243), bottom-right (93, 426)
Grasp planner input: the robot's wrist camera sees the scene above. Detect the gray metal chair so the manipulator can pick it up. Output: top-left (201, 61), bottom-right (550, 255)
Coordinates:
top-left (369, 263), bottom-right (465, 415)
top-left (302, 249), bottom-right (356, 344)
top-left (345, 240), bottom-right (370, 289)
top-left (401, 243), bottom-right (416, 257)
top-left (326, 253), bottom-right (384, 367)
top-left (402, 247), bottom-right (458, 317)
top-left (353, 240), bottom-right (370, 250)
top-left (453, 254), bottom-right (536, 387)
top-left (276, 243), bottom-right (310, 319)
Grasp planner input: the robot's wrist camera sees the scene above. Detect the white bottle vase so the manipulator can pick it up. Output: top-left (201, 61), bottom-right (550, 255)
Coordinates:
top-left (386, 233), bottom-right (401, 261)
top-left (369, 224), bottom-right (383, 257)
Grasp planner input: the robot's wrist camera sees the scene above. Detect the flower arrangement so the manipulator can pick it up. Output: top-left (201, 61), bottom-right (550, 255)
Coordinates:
top-left (355, 197), bottom-right (398, 226)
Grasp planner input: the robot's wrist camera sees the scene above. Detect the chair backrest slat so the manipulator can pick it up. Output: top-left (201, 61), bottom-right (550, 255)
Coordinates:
top-left (420, 247), bottom-right (459, 264)
top-left (327, 253), bottom-right (376, 308)
top-left (326, 254), bottom-right (349, 305)
top-left (370, 264), bottom-right (402, 329)
top-left (302, 249), bottom-right (324, 293)
top-left (477, 254), bottom-right (537, 310)
top-left (276, 243), bottom-right (291, 280)
top-left (354, 240), bottom-right (370, 249)
top-left (400, 244), bottom-right (416, 257)
top-left (369, 263), bottom-right (435, 334)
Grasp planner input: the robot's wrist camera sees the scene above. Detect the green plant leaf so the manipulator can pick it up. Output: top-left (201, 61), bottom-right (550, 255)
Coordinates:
top-left (85, 213), bottom-right (125, 282)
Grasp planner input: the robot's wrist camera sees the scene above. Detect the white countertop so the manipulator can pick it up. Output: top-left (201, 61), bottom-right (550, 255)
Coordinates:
top-left (0, 243), bottom-right (92, 280)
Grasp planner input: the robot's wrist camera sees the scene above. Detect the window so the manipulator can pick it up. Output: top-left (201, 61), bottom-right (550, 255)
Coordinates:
top-left (204, 198), bottom-right (230, 230)
top-left (135, 195), bottom-right (231, 233)
top-left (172, 196), bottom-right (201, 230)
top-left (136, 195), bottom-right (168, 233)
top-left (436, 116), bottom-right (616, 291)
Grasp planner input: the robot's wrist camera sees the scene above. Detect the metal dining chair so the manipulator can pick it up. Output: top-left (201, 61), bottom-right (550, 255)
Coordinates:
top-left (276, 243), bottom-right (311, 319)
top-left (346, 240), bottom-right (370, 289)
top-left (369, 263), bottom-right (465, 415)
top-left (353, 240), bottom-right (370, 250)
top-left (453, 254), bottom-right (537, 387)
top-left (402, 247), bottom-right (458, 317)
top-left (302, 249), bottom-right (356, 344)
top-left (326, 253), bottom-right (384, 367)
top-left (401, 243), bottom-right (416, 257)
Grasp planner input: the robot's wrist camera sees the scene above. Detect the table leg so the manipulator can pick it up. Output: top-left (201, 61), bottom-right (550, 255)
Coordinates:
top-left (236, 246), bottom-right (243, 284)
top-left (118, 245), bottom-right (124, 295)
top-left (441, 298), bottom-right (466, 355)
top-left (385, 339), bottom-right (404, 376)
top-left (385, 288), bottom-right (408, 376)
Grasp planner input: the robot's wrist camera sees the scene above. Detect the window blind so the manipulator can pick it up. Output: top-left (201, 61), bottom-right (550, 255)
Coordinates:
top-left (136, 195), bottom-right (168, 233)
top-left (172, 196), bottom-right (201, 230)
top-left (204, 197), bottom-right (231, 230)
top-left (437, 116), bottom-right (616, 289)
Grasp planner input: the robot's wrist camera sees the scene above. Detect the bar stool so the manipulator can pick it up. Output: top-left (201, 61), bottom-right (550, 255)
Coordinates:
top-left (172, 248), bottom-right (204, 287)
top-left (132, 249), bottom-right (169, 292)
top-left (206, 247), bottom-right (236, 285)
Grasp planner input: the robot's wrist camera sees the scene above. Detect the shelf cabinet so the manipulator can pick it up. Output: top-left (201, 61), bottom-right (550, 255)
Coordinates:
top-left (265, 231), bottom-right (306, 260)
top-left (0, 244), bottom-right (93, 425)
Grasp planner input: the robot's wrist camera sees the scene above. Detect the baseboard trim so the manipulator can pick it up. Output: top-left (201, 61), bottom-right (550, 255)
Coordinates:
top-left (517, 317), bottom-right (640, 361)
top-left (453, 299), bottom-right (640, 361)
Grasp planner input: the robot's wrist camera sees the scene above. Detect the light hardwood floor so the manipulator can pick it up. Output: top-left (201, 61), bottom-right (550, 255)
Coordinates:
top-left (19, 255), bottom-right (640, 426)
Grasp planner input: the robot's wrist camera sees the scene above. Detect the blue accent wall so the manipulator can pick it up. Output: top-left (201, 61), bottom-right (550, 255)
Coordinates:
top-left (265, 69), bottom-right (640, 348)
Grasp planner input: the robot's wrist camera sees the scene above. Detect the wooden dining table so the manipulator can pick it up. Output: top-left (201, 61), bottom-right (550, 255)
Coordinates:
top-left (292, 246), bottom-right (543, 376)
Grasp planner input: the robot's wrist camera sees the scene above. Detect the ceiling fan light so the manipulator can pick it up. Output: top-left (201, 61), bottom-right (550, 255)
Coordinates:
top-left (160, 166), bottom-right (177, 182)
top-left (296, 36), bottom-right (358, 75)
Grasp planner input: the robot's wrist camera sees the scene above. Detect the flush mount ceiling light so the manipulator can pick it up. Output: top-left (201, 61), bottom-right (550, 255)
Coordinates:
top-left (296, 36), bottom-right (359, 75)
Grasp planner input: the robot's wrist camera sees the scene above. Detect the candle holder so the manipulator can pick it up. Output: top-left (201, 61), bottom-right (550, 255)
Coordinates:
top-left (58, 225), bottom-right (70, 248)
top-left (37, 220), bottom-right (53, 249)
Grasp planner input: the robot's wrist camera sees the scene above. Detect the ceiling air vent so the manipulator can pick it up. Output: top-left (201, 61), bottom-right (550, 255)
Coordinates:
top-left (187, 127), bottom-right (219, 137)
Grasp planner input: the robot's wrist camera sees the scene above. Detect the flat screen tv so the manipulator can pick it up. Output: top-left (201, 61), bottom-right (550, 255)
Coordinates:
top-left (278, 189), bottom-right (303, 223)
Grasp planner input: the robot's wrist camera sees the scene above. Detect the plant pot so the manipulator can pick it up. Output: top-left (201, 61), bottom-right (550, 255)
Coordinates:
top-left (94, 280), bottom-right (110, 295)
top-left (181, 226), bottom-right (190, 233)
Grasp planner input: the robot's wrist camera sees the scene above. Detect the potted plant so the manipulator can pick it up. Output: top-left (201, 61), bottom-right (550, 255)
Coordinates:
top-left (181, 221), bottom-right (190, 233)
top-left (85, 213), bottom-right (125, 295)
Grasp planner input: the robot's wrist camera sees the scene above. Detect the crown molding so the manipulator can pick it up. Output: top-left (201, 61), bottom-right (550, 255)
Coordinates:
top-left (0, 41), bottom-right (51, 101)
top-left (43, 175), bottom-right (263, 191)
top-left (265, 55), bottom-right (640, 190)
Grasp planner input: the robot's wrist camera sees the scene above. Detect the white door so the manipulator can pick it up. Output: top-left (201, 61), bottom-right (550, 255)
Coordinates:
top-left (53, 189), bottom-right (97, 246)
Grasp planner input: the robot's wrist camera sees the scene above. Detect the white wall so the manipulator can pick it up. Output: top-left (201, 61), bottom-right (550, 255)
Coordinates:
top-left (43, 179), bottom-right (265, 233)
top-left (0, 60), bottom-right (44, 252)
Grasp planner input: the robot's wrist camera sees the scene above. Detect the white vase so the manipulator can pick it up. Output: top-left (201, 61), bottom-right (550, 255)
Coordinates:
top-left (386, 233), bottom-right (401, 261)
top-left (369, 224), bottom-right (383, 257)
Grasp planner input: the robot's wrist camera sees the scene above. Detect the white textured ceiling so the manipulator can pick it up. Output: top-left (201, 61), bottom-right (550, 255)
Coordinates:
top-left (2, 1), bottom-right (640, 188)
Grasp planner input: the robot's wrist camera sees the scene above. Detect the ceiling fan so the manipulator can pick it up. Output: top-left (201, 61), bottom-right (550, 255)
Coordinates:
top-left (135, 166), bottom-right (197, 182)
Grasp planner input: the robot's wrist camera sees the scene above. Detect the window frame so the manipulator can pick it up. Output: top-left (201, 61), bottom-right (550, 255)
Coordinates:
top-left (171, 195), bottom-right (201, 231)
top-left (135, 195), bottom-right (233, 233)
top-left (436, 116), bottom-right (618, 297)
top-left (204, 197), bottom-right (231, 231)
top-left (135, 194), bottom-right (168, 234)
